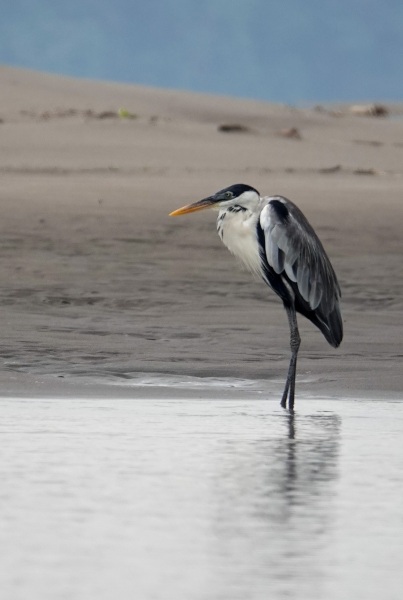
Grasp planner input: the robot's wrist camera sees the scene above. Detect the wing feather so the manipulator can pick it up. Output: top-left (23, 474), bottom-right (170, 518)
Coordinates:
top-left (260, 196), bottom-right (342, 341)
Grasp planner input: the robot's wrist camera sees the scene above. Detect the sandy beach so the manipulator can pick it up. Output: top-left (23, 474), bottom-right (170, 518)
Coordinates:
top-left (0, 65), bottom-right (402, 400)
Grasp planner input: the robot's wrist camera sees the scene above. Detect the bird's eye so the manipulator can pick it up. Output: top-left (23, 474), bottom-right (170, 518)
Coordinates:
top-left (225, 191), bottom-right (233, 199)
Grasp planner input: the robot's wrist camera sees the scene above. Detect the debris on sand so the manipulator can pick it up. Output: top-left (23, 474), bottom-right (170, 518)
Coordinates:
top-left (353, 168), bottom-right (379, 175)
top-left (353, 139), bottom-right (383, 147)
top-left (93, 110), bottom-right (119, 119)
top-left (319, 165), bottom-right (342, 174)
top-left (314, 103), bottom-right (389, 118)
top-left (118, 108), bottom-right (138, 120)
top-left (218, 123), bottom-right (251, 133)
top-left (20, 108), bottom-right (139, 121)
top-left (276, 127), bottom-right (302, 140)
top-left (349, 104), bottom-right (389, 117)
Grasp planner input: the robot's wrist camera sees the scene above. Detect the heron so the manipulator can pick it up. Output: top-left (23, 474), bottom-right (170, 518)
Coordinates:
top-left (169, 183), bottom-right (343, 411)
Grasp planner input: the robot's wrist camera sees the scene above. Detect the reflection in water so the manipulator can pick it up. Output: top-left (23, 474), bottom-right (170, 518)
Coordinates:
top-left (212, 410), bottom-right (341, 599)
top-left (2, 397), bottom-right (403, 599)
top-left (281, 411), bottom-right (341, 504)
top-left (0, 397), bottom-right (360, 600)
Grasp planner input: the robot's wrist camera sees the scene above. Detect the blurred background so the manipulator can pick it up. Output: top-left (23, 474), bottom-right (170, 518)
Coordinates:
top-left (1, 0), bottom-right (402, 103)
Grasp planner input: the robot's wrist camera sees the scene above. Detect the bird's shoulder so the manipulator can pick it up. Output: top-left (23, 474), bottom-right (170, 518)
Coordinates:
top-left (259, 195), bottom-right (326, 255)
top-left (260, 195), bottom-right (314, 234)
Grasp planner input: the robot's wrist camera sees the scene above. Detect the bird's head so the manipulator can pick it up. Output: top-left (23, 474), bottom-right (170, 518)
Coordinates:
top-left (169, 183), bottom-right (260, 216)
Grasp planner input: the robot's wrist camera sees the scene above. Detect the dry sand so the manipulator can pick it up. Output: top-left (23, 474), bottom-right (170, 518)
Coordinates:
top-left (0, 65), bottom-right (402, 400)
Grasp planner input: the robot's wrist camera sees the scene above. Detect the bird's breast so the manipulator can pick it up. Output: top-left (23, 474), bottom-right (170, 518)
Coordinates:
top-left (216, 208), bottom-right (262, 277)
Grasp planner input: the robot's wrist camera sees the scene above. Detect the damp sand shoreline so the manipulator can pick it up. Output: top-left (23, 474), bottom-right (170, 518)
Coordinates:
top-left (0, 66), bottom-right (402, 401)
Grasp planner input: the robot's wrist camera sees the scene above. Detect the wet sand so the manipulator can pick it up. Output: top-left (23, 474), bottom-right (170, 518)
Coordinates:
top-left (0, 65), bottom-right (402, 400)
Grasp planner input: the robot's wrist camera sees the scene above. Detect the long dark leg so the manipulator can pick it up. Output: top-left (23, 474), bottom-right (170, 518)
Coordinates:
top-left (280, 304), bottom-right (301, 411)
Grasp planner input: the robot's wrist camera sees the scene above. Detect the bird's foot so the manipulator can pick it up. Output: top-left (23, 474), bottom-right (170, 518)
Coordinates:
top-left (280, 389), bottom-right (295, 412)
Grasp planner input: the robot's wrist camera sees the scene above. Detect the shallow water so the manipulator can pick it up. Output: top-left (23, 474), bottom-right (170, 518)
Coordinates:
top-left (1, 395), bottom-right (403, 600)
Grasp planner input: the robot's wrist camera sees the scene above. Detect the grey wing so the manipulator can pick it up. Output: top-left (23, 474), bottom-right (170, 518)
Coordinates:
top-left (260, 196), bottom-right (342, 315)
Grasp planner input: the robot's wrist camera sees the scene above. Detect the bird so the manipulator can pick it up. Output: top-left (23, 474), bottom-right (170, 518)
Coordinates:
top-left (169, 183), bottom-right (343, 411)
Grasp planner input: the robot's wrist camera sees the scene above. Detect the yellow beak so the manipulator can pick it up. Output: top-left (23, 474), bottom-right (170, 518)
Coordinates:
top-left (169, 197), bottom-right (215, 216)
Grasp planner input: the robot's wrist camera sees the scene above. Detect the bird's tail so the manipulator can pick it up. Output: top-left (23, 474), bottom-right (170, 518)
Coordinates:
top-left (313, 303), bottom-right (343, 348)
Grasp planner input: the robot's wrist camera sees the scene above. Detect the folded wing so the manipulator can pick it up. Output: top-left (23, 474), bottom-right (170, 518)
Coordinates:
top-left (260, 196), bottom-right (343, 347)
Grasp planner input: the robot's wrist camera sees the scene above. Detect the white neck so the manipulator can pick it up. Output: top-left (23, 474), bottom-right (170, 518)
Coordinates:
top-left (216, 201), bottom-right (263, 277)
